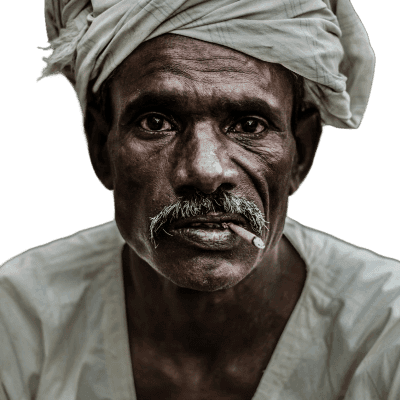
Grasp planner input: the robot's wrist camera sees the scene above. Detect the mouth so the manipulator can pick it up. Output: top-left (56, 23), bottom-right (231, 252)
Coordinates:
top-left (169, 213), bottom-right (247, 230)
top-left (184, 222), bottom-right (227, 229)
top-left (164, 213), bottom-right (248, 250)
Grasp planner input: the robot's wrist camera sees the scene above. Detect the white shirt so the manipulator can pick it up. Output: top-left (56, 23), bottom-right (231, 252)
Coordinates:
top-left (1, 218), bottom-right (400, 400)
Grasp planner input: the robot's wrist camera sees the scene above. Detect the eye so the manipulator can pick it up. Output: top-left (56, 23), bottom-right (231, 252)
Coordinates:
top-left (139, 114), bottom-right (174, 132)
top-left (229, 118), bottom-right (267, 135)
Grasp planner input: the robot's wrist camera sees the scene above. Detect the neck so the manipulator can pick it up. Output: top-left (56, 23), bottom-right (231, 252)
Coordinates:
top-left (123, 235), bottom-right (306, 357)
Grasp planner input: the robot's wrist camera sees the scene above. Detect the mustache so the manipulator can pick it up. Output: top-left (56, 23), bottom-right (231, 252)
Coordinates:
top-left (149, 189), bottom-right (268, 245)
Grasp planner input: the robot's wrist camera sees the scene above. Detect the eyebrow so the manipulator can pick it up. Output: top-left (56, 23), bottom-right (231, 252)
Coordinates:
top-left (119, 92), bottom-right (185, 125)
top-left (118, 90), bottom-right (289, 130)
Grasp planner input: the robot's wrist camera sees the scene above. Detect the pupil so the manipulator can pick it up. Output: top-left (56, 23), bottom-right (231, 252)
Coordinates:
top-left (242, 119), bottom-right (257, 133)
top-left (148, 116), bottom-right (163, 130)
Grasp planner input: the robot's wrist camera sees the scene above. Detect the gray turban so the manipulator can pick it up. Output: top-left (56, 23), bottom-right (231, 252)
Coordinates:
top-left (43, 0), bottom-right (375, 129)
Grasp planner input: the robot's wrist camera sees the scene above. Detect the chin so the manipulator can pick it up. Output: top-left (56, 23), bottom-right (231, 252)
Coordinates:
top-left (173, 276), bottom-right (238, 292)
top-left (120, 222), bottom-right (262, 292)
top-left (171, 276), bottom-right (241, 292)
top-left (155, 256), bottom-right (253, 292)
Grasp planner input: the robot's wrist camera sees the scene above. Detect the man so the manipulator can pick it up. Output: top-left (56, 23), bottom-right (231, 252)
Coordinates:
top-left (1, 0), bottom-right (399, 399)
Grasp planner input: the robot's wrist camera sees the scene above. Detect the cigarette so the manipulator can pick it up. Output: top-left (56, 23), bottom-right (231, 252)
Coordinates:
top-left (222, 222), bottom-right (265, 249)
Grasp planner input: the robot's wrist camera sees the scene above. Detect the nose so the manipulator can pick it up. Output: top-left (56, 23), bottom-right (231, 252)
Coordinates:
top-left (171, 121), bottom-right (240, 195)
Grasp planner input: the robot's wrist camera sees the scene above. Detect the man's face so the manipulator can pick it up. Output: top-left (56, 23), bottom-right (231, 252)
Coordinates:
top-left (105, 35), bottom-right (298, 291)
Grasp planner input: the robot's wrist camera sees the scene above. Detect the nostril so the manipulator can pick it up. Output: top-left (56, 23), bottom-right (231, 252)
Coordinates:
top-left (175, 185), bottom-right (198, 198)
top-left (175, 183), bottom-right (235, 198)
top-left (200, 183), bottom-right (235, 195)
top-left (219, 183), bottom-right (235, 192)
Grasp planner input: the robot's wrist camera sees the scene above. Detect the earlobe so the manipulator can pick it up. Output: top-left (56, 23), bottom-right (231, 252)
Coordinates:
top-left (289, 107), bottom-right (322, 196)
top-left (84, 105), bottom-right (114, 190)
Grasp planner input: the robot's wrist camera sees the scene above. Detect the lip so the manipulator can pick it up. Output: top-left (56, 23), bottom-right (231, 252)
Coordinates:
top-left (169, 212), bottom-right (248, 230)
top-left (164, 213), bottom-right (248, 250)
top-left (168, 226), bottom-right (240, 250)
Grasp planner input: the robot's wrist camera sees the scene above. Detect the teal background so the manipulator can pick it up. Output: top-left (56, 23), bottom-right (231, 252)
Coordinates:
top-left (1, 0), bottom-right (398, 264)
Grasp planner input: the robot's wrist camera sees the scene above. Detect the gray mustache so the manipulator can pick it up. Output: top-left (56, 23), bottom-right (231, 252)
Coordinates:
top-left (149, 189), bottom-right (268, 245)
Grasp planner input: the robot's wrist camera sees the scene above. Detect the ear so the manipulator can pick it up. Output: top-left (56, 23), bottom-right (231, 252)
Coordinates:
top-left (84, 104), bottom-right (114, 190)
top-left (289, 107), bottom-right (322, 195)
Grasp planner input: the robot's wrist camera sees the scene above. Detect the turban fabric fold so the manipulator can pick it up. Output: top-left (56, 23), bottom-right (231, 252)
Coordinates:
top-left (43, 0), bottom-right (374, 129)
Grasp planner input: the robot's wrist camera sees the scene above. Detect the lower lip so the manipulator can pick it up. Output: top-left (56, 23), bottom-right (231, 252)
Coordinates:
top-left (168, 227), bottom-right (240, 250)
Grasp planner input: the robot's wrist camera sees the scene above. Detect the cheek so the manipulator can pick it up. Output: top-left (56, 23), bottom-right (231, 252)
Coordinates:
top-left (109, 133), bottom-right (171, 200)
top-left (245, 135), bottom-right (295, 201)
top-left (109, 135), bottom-right (153, 186)
top-left (111, 143), bottom-right (148, 220)
top-left (265, 145), bottom-right (294, 210)
top-left (245, 136), bottom-right (296, 245)
top-left (108, 135), bottom-right (172, 256)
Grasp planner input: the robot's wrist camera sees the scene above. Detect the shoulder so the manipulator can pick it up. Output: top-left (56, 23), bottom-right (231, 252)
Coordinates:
top-left (0, 220), bottom-right (124, 323)
top-left (0, 221), bottom-right (124, 399)
top-left (284, 216), bottom-right (400, 279)
top-left (0, 220), bottom-right (123, 286)
top-left (285, 217), bottom-right (400, 398)
top-left (284, 218), bottom-right (400, 320)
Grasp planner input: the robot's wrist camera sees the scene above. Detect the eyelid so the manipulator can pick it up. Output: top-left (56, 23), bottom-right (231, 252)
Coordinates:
top-left (227, 116), bottom-right (269, 133)
top-left (136, 112), bottom-right (178, 131)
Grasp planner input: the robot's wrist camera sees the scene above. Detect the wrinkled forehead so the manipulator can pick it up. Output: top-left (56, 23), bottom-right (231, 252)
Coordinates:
top-left (120, 35), bottom-right (283, 70)
top-left (108, 34), bottom-right (295, 117)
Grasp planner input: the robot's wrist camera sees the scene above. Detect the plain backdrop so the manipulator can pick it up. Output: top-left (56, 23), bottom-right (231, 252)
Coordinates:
top-left (1, 0), bottom-right (399, 265)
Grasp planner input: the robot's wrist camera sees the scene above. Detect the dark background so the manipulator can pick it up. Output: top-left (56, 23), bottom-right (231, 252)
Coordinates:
top-left (1, 0), bottom-right (399, 264)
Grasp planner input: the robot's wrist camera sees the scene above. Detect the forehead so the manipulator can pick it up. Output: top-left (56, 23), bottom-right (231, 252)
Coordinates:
top-left (109, 34), bottom-right (294, 121)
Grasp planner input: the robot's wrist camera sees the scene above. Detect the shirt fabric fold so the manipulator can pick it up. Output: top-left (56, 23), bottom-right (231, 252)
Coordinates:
top-left (1, 218), bottom-right (400, 399)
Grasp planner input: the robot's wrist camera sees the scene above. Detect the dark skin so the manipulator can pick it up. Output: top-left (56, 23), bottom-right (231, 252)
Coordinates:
top-left (85, 35), bottom-right (321, 399)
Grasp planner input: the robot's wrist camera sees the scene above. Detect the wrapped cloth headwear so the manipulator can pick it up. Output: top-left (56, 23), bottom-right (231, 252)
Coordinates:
top-left (43, 0), bottom-right (375, 129)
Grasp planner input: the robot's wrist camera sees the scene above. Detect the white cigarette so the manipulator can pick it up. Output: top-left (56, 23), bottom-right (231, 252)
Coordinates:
top-left (223, 222), bottom-right (265, 249)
